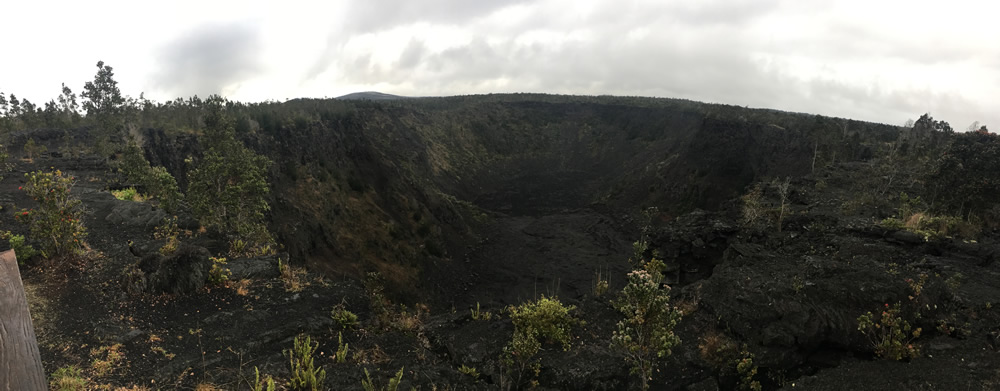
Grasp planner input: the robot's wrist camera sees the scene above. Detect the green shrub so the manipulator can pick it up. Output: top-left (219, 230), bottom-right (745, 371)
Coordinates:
top-left (857, 302), bottom-right (921, 360)
top-left (332, 303), bottom-right (359, 330)
top-left (23, 137), bottom-right (46, 160)
top-left (119, 143), bottom-right (182, 212)
top-left (611, 269), bottom-right (682, 390)
top-left (503, 296), bottom-right (579, 387)
top-left (361, 367), bottom-right (403, 391)
top-left (111, 187), bottom-right (144, 202)
top-left (207, 257), bottom-right (231, 286)
top-left (188, 104), bottom-right (273, 250)
top-left (154, 216), bottom-right (180, 255)
top-left (16, 170), bottom-right (87, 258)
top-left (286, 335), bottom-right (326, 391)
top-left (735, 350), bottom-right (762, 391)
top-left (0, 143), bottom-right (12, 180)
top-left (365, 272), bottom-right (393, 327)
top-left (458, 364), bottom-right (479, 379)
top-left (508, 296), bottom-right (578, 350)
top-left (8, 233), bottom-right (39, 263)
top-left (50, 365), bottom-right (88, 391)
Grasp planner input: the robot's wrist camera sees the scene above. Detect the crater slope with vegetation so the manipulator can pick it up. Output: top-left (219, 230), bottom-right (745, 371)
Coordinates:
top-left (1, 62), bottom-right (998, 390)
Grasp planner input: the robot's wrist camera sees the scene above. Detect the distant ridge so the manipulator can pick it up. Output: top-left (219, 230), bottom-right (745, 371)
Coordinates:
top-left (336, 91), bottom-right (408, 101)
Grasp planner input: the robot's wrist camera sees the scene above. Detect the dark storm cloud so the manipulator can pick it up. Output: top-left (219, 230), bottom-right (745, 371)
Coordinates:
top-left (152, 23), bottom-right (262, 97)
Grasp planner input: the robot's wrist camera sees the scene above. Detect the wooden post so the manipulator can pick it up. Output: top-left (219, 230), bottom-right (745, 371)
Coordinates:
top-left (0, 250), bottom-right (46, 390)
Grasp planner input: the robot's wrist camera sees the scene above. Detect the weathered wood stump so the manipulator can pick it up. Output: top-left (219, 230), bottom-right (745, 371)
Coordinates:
top-left (0, 250), bottom-right (46, 390)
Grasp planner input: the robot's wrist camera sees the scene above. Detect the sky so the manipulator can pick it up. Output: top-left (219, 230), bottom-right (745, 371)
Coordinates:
top-left (0, 0), bottom-right (996, 129)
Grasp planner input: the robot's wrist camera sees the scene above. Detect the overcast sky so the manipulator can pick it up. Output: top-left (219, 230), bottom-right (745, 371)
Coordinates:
top-left (1, 0), bottom-right (997, 128)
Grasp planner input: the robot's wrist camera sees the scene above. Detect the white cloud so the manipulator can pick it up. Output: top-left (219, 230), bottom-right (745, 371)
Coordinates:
top-left (0, 0), bottom-right (996, 128)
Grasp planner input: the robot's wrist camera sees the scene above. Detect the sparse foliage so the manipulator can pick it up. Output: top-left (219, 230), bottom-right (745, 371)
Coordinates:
top-left (16, 170), bottom-right (87, 258)
top-left (611, 269), bottom-right (682, 390)
top-left (857, 302), bottom-right (922, 361)
top-left (23, 137), bottom-right (46, 161)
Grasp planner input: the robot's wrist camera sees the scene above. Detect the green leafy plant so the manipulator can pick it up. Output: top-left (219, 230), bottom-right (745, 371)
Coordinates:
top-left (365, 272), bottom-right (393, 327)
top-left (735, 350), bottom-right (762, 391)
top-left (857, 302), bottom-right (922, 360)
top-left (0, 143), bottom-right (13, 180)
top-left (332, 302), bottom-right (360, 330)
top-left (23, 137), bottom-right (46, 161)
top-left (154, 216), bottom-right (180, 255)
top-left (188, 102), bottom-right (273, 251)
top-left (251, 366), bottom-right (276, 391)
top-left (16, 170), bottom-right (87, 258)
top-left (207, 257), bottom-right (231, 286)
top-left (611, 269), bottom-right (683, 390)
top-left (7, 233), bottom-right (39, 263)
top-left (286, 335), bottom-right (326, 391)
top-left (502, 296), bottom-right (579, 388)
top-left (111, 187), bottom-right (144, 202)
top-left (593, 269), bottom-right (610, 297)
top-left (470, 302), bottom-right (493, 321)
top-left (458, 364), bottom-right (480, 379)
top-left (335, 332), bottom-right (349, 363)
top-left (50, 365), bottom-right (88, 391)
top-left (118, 143), bottom-right (182, 213)
top-left (361, 366), bottom-right (404, 391)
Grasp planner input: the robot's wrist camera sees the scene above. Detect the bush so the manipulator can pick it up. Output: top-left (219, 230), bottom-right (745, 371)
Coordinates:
top-left (119, 143), bottom-right (182, 212)
top-left (503, 296), bottom-right (579, 387)
top-left (23, 137), bottom-right (46, 160)
top-left (286, 335), bottom-right (326, 391)
top-left (16, 170), bottom-right (87, 258)
top-left (111, 187), bottom-right (144, 202)
top-left (188, 104), bottom-right (273, 249)
top-left (857, 302), bottom-right (921, 360)
top-left (154, 216), bottom-right (180, 255)
top-left (332, 303), bottom-right (359, 330)
top-left (207, 257), bottom-right (231, 286)
top-left (8, 233), bottom-right (39, 263)
top-left (735, 350), bottom-right (762, 391)
top-left (611, 269), bottom-right (682, 390)
top-left (508, 296), bottom-right (578, 350)
top-left (0, 143), bottom-right (12, 180)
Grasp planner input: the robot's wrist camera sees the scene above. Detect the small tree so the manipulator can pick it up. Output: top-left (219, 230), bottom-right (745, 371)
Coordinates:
top-left (774, 177), bottom-right (790, 232)
top-left (82, 60), bottom-right (126, 156)
top-left (0, 143), bottom-right (12, 180)
top-left (612, 269), bottom-right (682, 390)
top-left (24, 137), bottom-right (46, 161)
top-left (119, 142), bottom-right (182, 212)
top-left (188, 101), bottom-right (273, 249)
top-left (740, 183), bottom-right (765, 230)
top-left (16, 170), bottom-right (87, 258)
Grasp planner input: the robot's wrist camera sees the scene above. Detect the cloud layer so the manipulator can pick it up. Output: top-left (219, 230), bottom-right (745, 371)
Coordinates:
top-left (1, 0), bottom-right (996, 128)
